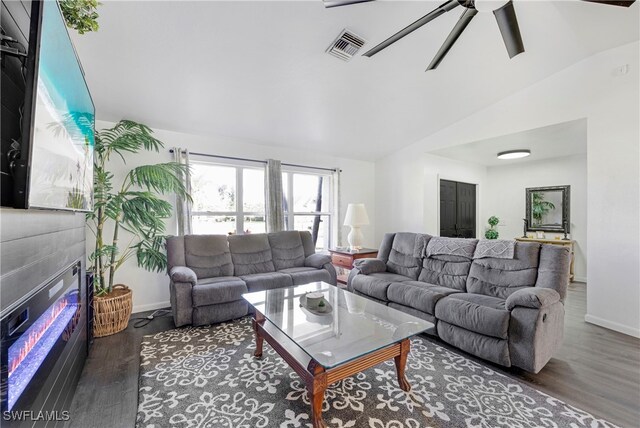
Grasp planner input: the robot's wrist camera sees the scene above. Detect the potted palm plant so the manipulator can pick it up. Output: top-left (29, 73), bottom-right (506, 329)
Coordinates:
top-left (88, 120), bottom-right (190, 337)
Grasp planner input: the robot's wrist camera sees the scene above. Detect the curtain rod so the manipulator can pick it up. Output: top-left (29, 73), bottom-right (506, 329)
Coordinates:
top-left (169, 149), bottom-right (341, 173)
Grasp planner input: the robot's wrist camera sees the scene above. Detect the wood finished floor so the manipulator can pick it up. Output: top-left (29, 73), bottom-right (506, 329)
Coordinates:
top-left (66, 283), bottom-right (640, 428)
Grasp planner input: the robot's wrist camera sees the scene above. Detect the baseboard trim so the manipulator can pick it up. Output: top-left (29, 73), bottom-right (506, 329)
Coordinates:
top-left (584, 314), bottom-right (640, 338)
top-left (133, 301), bottom-right (171, 314)
top-left (573, 276), bottom-right (587, 283)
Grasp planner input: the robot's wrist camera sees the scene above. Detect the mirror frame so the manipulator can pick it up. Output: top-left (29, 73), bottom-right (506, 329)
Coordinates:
top-left (525, 185), bottom-right (571, 233)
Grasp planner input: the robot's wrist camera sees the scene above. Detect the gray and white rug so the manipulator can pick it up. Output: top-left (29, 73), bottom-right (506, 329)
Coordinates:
top-left (136, 317), bottom-right (616, 428)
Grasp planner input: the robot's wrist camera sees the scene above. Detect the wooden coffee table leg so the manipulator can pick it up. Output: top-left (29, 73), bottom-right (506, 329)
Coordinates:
top-left (307, 360), bottom-right (328, 428)
top-left (253, 311), bottom-right (265, 358)
top-left (394, 339), bottom-right (411, 392)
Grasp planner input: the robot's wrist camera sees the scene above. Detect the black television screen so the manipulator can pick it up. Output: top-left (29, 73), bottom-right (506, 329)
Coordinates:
top-left (22, 0), bottom-right (94, 211)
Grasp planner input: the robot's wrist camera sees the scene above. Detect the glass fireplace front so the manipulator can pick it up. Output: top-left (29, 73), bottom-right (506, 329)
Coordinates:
top-left (1, 261), bottom-right (83, 411)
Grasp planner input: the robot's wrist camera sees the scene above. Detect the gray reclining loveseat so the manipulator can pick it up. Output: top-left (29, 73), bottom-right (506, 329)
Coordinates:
top-left (167, 230), bottom-right (336, 327)
top-left (348, 232), bottom-right (571, 373)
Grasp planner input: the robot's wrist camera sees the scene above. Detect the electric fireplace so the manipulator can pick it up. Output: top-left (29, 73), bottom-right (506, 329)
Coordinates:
top-left (1, 261), bottom-right (84, 413)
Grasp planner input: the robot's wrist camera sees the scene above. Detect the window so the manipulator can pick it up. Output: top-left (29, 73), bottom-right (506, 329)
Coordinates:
top-left (283, 171), bottom-right (333, 250)
top-left (191, 163), bottom-right (265, 235)
top-left (189, 161), bottom-right (334, 250)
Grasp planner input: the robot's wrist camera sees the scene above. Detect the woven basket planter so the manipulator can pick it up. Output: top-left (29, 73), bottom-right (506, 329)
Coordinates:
top-left (93, 284), bottom-right (132, 337)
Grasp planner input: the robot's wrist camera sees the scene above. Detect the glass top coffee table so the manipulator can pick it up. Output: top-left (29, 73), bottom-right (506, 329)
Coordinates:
top-left (243, 282), bottom-right (433, 428)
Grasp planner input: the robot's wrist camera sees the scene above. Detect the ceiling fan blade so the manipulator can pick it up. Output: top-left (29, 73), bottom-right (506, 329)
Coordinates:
top-left (581, 0), bottom-right (635, 7)
top-left (363, 0), bottom-right (460, 57)
top-left (323, 0), bottom-right (375, 8)
top-left (426, 8), bottom-right (478, 71)
top-left (493, 1), bottom-right (525, 59)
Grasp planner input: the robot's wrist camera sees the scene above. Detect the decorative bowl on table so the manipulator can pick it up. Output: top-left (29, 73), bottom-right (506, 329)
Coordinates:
top-left (300, 292), bottom-right (333, 316)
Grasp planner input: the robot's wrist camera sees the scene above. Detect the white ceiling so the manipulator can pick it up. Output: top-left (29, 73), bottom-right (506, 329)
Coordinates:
top-left (71, 0), bottom-right (639, 161)
top-left (428, 118), bottom-right (587, 166)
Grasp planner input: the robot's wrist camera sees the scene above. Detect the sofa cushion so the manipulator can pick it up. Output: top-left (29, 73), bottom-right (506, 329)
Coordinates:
top-left (228, 234), bottom-right (275, 276)
top-left (192, 300), bottom-right (248, 326)
top-left (300, 231), bottom-right (316, 257)
top-left (387, 302), bottom-right (437, 335)
top-left (240, 272), bottom-right (293, 292)
top-left (387, 281), bottom-right (461, 315)
top-left (192, 277), bottom-right (248, 307)
top-left (353, 290), bottom-right (387, 305)
top-left (467, 242), bottom-right (540, 299)
top-left (279, 267), bottom-right (332, 286)
top-left (267, 231), bottom-right (306, 270)
top-left (435, 293), bottom-right (510, 340)
top-left (438, 321), bottom-right (511, 367)
top-left (385, 233), bottom-right (426, 280)
top-left (418, 255), bottom-right (472, 291)
top-left (183, 235), bottom-right (234, 279)
top-left (351, 272), bottom-right (413, 301)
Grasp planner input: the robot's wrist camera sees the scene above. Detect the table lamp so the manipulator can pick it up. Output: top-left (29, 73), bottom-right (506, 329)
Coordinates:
top-left (344, 203), bottom-right (369, 250)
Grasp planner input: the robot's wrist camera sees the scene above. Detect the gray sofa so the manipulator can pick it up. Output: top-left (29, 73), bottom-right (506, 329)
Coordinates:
top-left (167, 230), bottom-right (337, 327)
top-left (347, 232), bottom-right (571, 373)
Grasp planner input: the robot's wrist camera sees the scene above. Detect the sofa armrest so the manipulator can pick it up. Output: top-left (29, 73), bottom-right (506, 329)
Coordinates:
top-left (506, 287), bottom-right (561, 311)
top-left (353, 258), bottom-right (387, 275)
top-left (170, 266), bottom-right (197, 286)
top-left (305, 253), bottom-right (331, 269)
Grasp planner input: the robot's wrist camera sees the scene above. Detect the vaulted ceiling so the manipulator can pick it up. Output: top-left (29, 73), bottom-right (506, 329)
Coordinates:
top-left (71, 0), bottom-right (639, 160)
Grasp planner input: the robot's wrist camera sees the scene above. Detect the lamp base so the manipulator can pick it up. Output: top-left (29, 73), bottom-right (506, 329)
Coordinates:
top-left (347, 226), bottom-right (364, 251)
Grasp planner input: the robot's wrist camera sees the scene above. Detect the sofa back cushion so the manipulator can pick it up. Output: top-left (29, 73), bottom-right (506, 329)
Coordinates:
top-left (267, 231), bottom-right (306, 270)
top-left (384, 232), bottom-right (428, 280)
top-left (418, 255), bottom-right (473, 291)
top-left (228, 234), bottom-right (275, 276)
top-left (300, 231), bottom-right (316, 258)
top-left (419, 237), bottom-right (477, 291)
top-left (467, 242), bottom-right (540, 299)
top-left (535, 244), bottom-right (571, 301)
top-left (182, 235), bottom-right (233, 279)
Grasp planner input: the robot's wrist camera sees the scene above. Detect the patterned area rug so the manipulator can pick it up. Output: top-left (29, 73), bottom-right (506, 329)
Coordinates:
top-left (136, 317), bottom-right (616, 428)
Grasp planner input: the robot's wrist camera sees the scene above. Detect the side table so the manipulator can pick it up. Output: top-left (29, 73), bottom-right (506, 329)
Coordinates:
top-left (328, 248), bottom-right (378, 286)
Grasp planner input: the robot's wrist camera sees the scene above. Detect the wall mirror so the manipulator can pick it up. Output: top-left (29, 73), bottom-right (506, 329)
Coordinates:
top-left (525, 185), bottom-right (570, 233)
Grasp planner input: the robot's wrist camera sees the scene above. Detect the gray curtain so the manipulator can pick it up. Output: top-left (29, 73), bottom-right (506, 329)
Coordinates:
top-left (173, 147), bottom-right (192, 235)
top-left (332, 167), bottom-right (342, 246)
top-left (265, 159), bottom-right (284, 232)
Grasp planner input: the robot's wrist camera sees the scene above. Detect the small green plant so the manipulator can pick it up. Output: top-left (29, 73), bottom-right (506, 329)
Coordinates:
top-left (60, 0), bottom-right (100, 34)
top-left (318, 300), bottom-right (325, 308)
top-left (485, 216), bottom-right (500, 239)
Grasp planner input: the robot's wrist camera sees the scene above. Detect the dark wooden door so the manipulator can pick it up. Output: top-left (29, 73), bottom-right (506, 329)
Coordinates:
top-left (440, 180), bottom-right (458, 237)
top-left (440, 180), bottom-right (476, 238)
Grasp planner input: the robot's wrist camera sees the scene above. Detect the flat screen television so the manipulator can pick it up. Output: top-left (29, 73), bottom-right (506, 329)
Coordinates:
top-left (19, 0), bottom-right (94, 211)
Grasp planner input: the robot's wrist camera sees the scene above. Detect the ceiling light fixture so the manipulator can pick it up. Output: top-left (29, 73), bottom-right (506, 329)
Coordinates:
top-left (497, 149), bottom-right (531, 160)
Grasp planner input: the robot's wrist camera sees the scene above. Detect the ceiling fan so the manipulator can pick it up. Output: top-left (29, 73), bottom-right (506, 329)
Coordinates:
top-left (324, 0), bottom-right (636, 71)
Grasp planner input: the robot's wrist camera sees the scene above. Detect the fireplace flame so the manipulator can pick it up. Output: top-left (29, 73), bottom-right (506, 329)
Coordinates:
top-left (8, 298), bottom-right (68, 377)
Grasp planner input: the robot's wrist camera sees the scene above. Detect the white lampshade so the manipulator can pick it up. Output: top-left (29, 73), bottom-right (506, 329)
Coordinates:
top-left (344, 203), bottom-right (370, 226)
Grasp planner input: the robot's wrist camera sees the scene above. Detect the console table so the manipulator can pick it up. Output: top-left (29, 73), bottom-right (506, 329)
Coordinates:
top-left (515, 237), bottom-right (575, 282)
top-left (328, 248), bottom-right (378, 285)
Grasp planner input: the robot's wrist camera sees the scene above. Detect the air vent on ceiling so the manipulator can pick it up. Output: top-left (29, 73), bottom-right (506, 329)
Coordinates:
top-left (326, 29), bottom-right (366, 61)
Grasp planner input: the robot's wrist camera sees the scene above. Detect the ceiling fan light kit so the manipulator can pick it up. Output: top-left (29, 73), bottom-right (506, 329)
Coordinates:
top-left (329, 0), bottom-right (636, 71)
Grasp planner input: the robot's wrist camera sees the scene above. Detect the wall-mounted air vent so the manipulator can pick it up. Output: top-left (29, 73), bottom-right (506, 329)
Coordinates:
top-left (326, 29), bottom-right (366, 61)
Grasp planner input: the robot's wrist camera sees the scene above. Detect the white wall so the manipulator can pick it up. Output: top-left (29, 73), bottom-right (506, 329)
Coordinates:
top-left (484, 154), bottom-right (588, 281)
top-left (92, 121), bottom-right (376, 312)
top-left (375, 42), bottom-right (639, 337)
